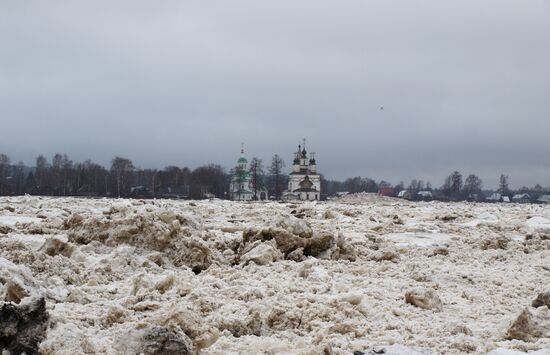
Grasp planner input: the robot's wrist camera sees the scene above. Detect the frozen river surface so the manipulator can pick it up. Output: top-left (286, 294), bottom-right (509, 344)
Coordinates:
top-left (0, 194), bottom-right (549, 354)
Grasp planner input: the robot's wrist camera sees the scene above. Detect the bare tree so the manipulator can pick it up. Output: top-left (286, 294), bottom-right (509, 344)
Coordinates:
top-left (344, 176), bottom-right (363, 193)
top-left (0, 154), bottom-right (11, 195)
top-left (408, 179), bottom-right (418, 191)
top-left (111, 157), bottom-right (134, 198)
top-left (52, 153), bottom-right (73, 196)
top-left (14, 161), bottom-right (25, 195)
top-left (52, 153), bottom-right (63, 195)
top-left (395, 181), bottom-right (405, 191)
top-left (268, 154), bottom-right (285, 200)
top-left (450, 172), bottom-right (463, 196)
top-left (190, 164), bottom-right (226, 199)
top-left (442, 171), bottom-right (463, 199)
top-left (163, 166), bottom-right (181, 188)
top-left (498, 174), bottom-right (510, 196)
top-left (61, 155), bottom-right (73, 195)
top-left (408, 179), bottom-right (424, 192)
top-left (76, 160), bottom-right (109, 195)
top-left (249, 157), bottom-right (264, 200)
top-left (150, 169), bottom-right (159, 198)
top-left (364, 178), bottom-right (379, 193)
top-left (320, 176), bottom-right (345, 196)
top-left (463, 174), bottom-right (483, 197)
top-left (35, 155), bottom-right (49, 194)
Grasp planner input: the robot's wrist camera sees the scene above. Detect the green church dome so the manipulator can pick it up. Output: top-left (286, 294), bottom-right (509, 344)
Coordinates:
top-left (238, 157), bottom-right (247, 164)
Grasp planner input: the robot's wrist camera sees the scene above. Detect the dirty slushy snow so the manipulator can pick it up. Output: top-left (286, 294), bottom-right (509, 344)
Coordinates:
top-left (0, 194), bottom-right (549, 354)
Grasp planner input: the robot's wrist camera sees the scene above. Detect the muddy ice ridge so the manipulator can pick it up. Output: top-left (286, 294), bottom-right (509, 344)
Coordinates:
top-left (0, 194), bottom-right (549, 354)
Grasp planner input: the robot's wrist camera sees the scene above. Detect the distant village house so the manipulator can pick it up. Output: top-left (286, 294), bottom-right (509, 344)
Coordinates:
top-left (487, 193), bottom-right (510, 203)
top-left (512, 193), bottom-right (531, 204)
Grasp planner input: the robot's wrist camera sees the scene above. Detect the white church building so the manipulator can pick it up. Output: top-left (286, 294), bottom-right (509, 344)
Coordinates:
top-left (282, 140), bottom-right (321, 201)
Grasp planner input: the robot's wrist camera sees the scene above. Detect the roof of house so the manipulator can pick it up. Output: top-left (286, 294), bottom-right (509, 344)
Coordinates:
top-left (379, 187), bottom-right (395, 196)
top-left (512, 193), bottom-right (531, 199)
top-left (537, 195), bottom-right (550, 202)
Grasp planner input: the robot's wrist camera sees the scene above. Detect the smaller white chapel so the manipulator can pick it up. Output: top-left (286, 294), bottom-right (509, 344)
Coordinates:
top-left (229, 145), bottom-right (268, 201)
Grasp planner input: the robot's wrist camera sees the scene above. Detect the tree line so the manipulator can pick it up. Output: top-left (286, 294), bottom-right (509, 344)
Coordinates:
top-left (0, 152), bottom-right (548, 201)
top-left (0, 153), bottom-right (288, 199)
top-left (322, 171), bottom-right (550, 202)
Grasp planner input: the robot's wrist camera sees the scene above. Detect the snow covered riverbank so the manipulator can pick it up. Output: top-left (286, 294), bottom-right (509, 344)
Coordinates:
top-left (1, 194), bottom-right (549, 354)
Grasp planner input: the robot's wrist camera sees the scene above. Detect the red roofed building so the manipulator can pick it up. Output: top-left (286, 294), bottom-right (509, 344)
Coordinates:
top-left (378, 187), bottom-right (396, 197)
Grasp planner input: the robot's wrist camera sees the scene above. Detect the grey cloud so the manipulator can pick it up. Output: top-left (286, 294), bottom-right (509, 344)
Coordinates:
top-left (1, 0), bottom-right (549, 188)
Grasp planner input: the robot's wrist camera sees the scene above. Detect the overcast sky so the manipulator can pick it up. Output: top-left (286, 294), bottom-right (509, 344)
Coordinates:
top-left (1, 1), bottom-right (549, 188)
